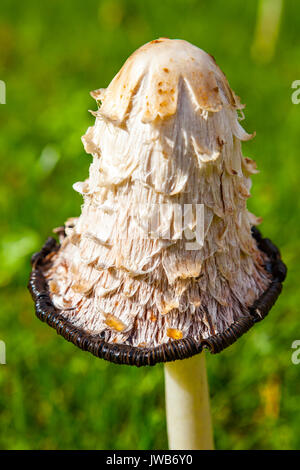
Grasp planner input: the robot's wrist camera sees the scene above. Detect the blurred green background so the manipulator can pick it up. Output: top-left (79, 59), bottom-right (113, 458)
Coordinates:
top-left (0, 0), bottom-right (299, 450)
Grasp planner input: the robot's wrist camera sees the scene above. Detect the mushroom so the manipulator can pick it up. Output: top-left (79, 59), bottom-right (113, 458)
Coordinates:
top-left (28, 38), bottom-right (287, 450)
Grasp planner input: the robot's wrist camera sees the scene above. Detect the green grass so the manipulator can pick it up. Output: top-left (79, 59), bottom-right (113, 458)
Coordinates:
top-left (0, 0), bottom-right (299, 450)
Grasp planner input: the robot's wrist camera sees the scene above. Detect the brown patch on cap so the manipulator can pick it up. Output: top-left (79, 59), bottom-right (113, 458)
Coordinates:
top-left (167, 328), bottom-right (183, 340)
top-left (150, 312), bottom-right (157, 322)
top-left (104, 314), bottom-right (126, 332)
top-left (217, 136), bottom-right (225, 148)
top-left (243, 157), bottom-right (259, 175)
top-left (71, 281), bottom-right (93, 295)
top-left (69, 232), bottom-right (81, 246)
top-left (49, 280), bottom-right (60, 295)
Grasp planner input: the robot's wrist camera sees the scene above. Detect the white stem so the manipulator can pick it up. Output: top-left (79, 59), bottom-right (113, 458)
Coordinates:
top-left (164, 352), bottom-right (214, 450)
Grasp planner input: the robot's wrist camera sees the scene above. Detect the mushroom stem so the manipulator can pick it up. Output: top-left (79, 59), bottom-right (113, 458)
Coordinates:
top-left (164, 352), bottom-right (214, 450)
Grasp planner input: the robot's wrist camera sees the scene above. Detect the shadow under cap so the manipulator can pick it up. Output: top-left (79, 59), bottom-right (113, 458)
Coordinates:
top-left (28, 227), bottom-right (286, 367)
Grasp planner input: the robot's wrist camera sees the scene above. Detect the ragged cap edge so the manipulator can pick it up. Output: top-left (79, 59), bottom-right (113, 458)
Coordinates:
top-left (90, 38), bottom-right (244, 125)
top-left (28, 228), bottom-right (287, 366)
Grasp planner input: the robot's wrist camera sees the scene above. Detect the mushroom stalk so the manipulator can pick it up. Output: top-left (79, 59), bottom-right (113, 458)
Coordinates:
top-left (164, 353), bottom-right (214, 450)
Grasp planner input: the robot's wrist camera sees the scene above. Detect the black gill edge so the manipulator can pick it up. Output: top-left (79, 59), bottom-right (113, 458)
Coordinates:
top-left (28, 227), bottom-right (287, 366)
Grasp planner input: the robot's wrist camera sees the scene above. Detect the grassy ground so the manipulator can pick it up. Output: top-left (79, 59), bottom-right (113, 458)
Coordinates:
top-left (0, 0), bottom-right (299, 449)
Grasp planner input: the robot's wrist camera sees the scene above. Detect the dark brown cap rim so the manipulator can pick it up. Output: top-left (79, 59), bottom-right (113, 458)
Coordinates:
top-left (28, 227), bottom-right (287, 367)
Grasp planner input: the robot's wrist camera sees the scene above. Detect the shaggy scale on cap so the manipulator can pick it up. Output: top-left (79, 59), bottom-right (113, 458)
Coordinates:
top-left (28, 38), bottom-right (286, 366)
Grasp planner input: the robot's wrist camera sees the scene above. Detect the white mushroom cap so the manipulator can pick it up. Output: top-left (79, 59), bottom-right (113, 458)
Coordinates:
top-left (41, 38), bottom-right (271, 351)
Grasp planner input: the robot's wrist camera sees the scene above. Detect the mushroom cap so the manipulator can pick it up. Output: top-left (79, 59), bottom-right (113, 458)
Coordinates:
top-left (93, 38), bottom-right (241, 125)
top-left (28, 39), bottom-right (286, 366)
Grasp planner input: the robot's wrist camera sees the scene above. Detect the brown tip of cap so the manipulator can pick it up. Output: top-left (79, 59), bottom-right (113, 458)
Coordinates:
top-left (93, 38), bottom-right (242, 125)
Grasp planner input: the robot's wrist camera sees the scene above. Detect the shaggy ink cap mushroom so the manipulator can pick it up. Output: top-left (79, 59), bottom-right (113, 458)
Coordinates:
top-left (28, 38), bottom-right (287, 366)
